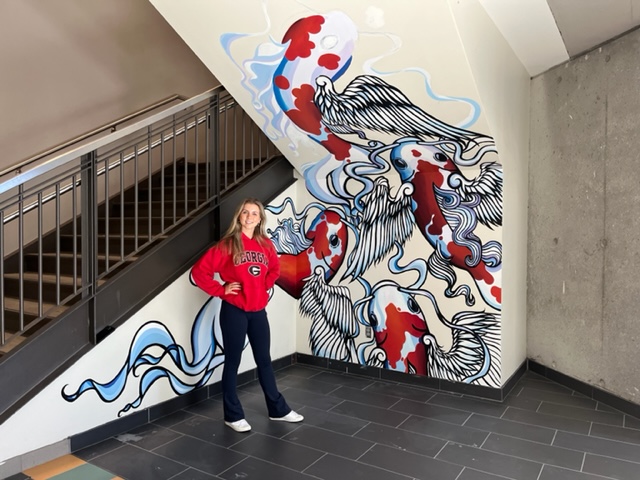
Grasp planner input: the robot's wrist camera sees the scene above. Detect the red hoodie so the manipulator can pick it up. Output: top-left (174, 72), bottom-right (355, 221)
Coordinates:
top-left (191, 233), bottom-right (280, 312)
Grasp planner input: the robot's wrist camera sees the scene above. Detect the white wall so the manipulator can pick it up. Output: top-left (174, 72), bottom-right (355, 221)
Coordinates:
top-left (449, 1), bottom-right (530, 382)
top-left (0, 183), bottom-right (299, 463)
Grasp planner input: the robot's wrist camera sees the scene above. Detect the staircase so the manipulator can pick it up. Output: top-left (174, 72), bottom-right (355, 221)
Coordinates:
top-left (0, 88), bottom-right (296, 421)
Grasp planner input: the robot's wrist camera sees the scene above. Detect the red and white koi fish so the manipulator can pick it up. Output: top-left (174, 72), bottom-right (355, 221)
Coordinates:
top-left (276, 210), bottom-right (349, 299)
top-left (360, 281), bottom-right (429, 375)
top-left (389, 139), bottom-right (503, 310)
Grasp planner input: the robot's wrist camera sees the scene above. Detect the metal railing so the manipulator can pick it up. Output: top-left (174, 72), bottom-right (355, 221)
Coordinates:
top-left (0, 87), bottom-right (279, 353)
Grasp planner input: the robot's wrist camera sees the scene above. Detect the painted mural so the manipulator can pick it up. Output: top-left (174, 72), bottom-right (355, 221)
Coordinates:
top-left (225, 9), bottom-right (503, 386)
top-left (60, 8), bottom-right (503, 415)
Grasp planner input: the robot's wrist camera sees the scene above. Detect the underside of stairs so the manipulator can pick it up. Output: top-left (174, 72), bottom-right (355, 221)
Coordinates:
top-left (0, 154), bottom-right (295, 422)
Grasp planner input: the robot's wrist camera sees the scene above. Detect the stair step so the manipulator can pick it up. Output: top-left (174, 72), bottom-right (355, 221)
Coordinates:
top-left (97, 216), bottom-right (170, 235)
top-left (60, 234), bottom-right (167, 253)
top-left (111, 200), bottom-right (204, 216)
top-left (24, 252), bottom-right (131, 275)
top-left (3, 272), bottom-right (106, 303)
top-left (3, 297), bottom-right (67, 332)
top-left (0, 333), bottom-right (26, 355)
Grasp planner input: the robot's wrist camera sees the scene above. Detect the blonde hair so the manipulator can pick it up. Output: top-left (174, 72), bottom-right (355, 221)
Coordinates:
top-left (220, 198), bottom-right (270, 262)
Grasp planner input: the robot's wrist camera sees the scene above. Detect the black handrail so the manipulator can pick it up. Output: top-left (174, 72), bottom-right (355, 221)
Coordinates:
top-left (0, 93), bottom-right (187, 179)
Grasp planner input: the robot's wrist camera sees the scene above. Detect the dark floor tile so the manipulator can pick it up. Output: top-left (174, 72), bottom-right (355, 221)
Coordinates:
top-left (464, 413), bottom-right (556, 444)
top-left (220, 456), bottom-right (318, 480)
top-left (329, 385), bottom-right (400, 408)
top-left (242, 412), bottom-right (306, 438)
top-left (153, 409), bottom-right (196, 428)
top-left (517, 378), bottom-right (574, 395)
top-left (517, 387), bottom-right (597, 410)
top-left (304, 453), bottom-right (410, 480)
top-left (355, 422), bottom-right (447, 457)
top-left (596, 402), bottom-right (621, 414)
top-left (283, 425), bottom-right (373, 459)
top-left (624, 415), bottom-right (640, 430)
top-left (590, 422), bottom-right (640, 445)
top-left (331, 400), bottom-right (409, 427)
top-left (73, 437), bottom-right (125, 461)
top-left (276, 364), bottom-right (325, 379)
top-left (429, 393), bottom-right (507, 417)
top-left (457, 468), bottom-right (514, 480)
top-left (278, 386), bottom-right (344, 411)
top-left (184, 398), bottom-right (224, 420)
top-left (502, 394), bottom-right (543, 411)
top-left (152, 435), bottom-right (246, 476)
top-left (169, 468), bottom-right (220, 479)
top-left (554, 430), bottom-right (640, 463)
top-left (502, 407), bottom-right (591, 434)
top-left (363, 380), bottom-right (436, 402)
top-left (169, 414), bottom-right (251, 448)
top-left (400, 415), bottom-right (489, 446)
top-left (391, 398), bottom-right (471, 425)
top-left (482, 433), bottom-right (583, 470)
top-left (234, 390), bottom-right (278, 416)
top-left (230, 432), bottom-right (324, 471)
top-left (89, 443), bottom-right (187, 480)
top-left (298, 406), bottom-right (369, 435)
top-left (436, 443), bottom-right (542, 480)
top-left (308, 371), bottom-right (375, 390)
top-left (539, 465), bottom-right (615, 479)
top-left (359, 443), bottom-right (461, 480)
top-left (537, 402), bottom-right (623, 426)
top-left (583, 453), bottom-right (640, 480)
top-left (277, 375), bottom-right (341, 395)
top-left (117, 423), bottom-right (183, 451)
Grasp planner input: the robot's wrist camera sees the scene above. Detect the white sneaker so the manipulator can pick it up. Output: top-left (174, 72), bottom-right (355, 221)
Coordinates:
top-left (225, 419), bottom-right (251, 432)
top-left (269, 410), bottom-right (304, 423)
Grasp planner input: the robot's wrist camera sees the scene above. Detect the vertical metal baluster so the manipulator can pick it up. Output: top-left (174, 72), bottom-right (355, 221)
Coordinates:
top-left (56, 184), bottom-right (61, 303)
top-left (242, 109), bottom-right (246, 177)
top-left (251, 121), bottom-right (255, 169)
top-left (195, 113), bottom-right (200, 206)
top-left (184, 119), bottom-right (188, 217)
top-left (37, 192), bottom-right (43, 317)
top-left (233, 104), bottom-right (238, 183)
top-left (72, 174), bottom-right (78, 294)
top-left (18, 184), bottom-right (24, 331)
top-left (119, 152), bottom-right (124, 261)
top-left (160, 132), bottom-right (165, 232)
top-left (147, 126), bottom-right (152, 241)
top-left (104, 157), bottom-right (110, 273)
top-left (172, 118), bottom-right (177, 224)
top-left (224, 103), bottom-right (228, 191)
top-left (134, 145), bottom-right (139, 250)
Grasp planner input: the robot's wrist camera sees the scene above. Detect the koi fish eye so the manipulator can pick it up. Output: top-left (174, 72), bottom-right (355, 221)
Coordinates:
top-left (329, 234), bottom-right (340, 248)
top-left (369, 312), bottom-right (379, 328)
top-left (407, 296), bottom-right (420, 313)
top-left (434, 152), bottom-right (447, 162)
top-left (392, 157), bottom-right (408, 170)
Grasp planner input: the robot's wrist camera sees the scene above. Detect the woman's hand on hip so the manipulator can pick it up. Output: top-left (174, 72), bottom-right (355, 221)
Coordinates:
top-left (224, 282), bottom-right (242, 295)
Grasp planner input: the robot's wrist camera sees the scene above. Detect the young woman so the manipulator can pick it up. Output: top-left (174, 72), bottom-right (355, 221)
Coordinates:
top-left (191, 198), bottom-right (303, 432)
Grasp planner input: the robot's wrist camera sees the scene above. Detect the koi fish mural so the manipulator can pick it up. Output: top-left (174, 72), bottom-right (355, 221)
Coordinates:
top-left (223, 8), bottom-right (503, 386)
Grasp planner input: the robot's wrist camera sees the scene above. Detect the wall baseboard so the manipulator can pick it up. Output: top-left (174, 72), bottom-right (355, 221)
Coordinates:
top-left (295, 353), bottom-right (527, 402)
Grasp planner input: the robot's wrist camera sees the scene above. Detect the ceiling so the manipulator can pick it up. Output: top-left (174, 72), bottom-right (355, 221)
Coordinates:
top-left (480, 0), bottom-right (640, 76)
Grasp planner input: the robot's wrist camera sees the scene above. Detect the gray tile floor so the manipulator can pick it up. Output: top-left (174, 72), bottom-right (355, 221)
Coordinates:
top-left (71, 365), bottom-right (640, 480)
